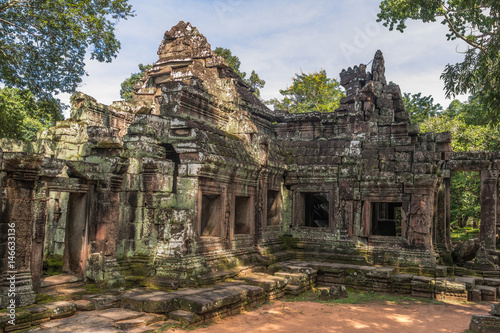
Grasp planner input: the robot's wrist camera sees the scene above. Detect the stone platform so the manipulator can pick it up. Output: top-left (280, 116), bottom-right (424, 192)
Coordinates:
top-left (2, 262), bottom-right (500, 332)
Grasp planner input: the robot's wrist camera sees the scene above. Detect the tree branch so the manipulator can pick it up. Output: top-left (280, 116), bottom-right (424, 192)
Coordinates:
top-left (0, 0), bottom-right (29, 13)
top-left (0, 17), bottom-right (42, 39)
top-left (441, 4), bottom-right (487, 52)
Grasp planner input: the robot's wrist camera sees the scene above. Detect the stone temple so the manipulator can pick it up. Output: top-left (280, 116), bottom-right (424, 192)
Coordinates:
top-left (2, 21), bottom-right (500, 330)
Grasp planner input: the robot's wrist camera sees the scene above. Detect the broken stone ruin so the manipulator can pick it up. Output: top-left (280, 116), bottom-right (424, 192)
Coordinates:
top-left (2, 21), bottom-right (500, 332)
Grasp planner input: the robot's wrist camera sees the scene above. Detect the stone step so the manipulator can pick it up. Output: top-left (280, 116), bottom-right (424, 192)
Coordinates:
top-left (237, 273), bottom-right (287, 292)
top-left (121, 288), bottom-right (180, 313)
top-left (96, 308), bottom-right (144, 322)
top-left (455, 276), bottom-right (479, 290)
top-left (39, 274), bottom-right (84, 293)
top-left (74, 299), bottom-right (95, 311)
top-left (169, 309), bottom-right (201, 324)
top-left (473, 285), bottom-right (497, 302)
top-left (83, 294), bottom-right (121, 310)
top-left (274, 272), bottom-right (310, 286)
top-left (178, 287), bottom-right (247, 315)
top-left (122, 282), bottom-right (265, 317)
top-left (113, 313), bottom-right (163, 330)
top-left (44, 301), bottom-right (77, 320)
top-left (284, 284), bottom-right (306, 296)
top-left (197, 270), bottom-right (237, 286)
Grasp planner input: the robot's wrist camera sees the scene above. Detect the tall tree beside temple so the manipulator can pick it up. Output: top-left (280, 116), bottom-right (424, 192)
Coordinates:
top-left (403, 92), bottom-right (443, 123)
top-left (378, 0), bottom-right (500, 124)
top-left (418, 95), bottom-right (500, 229)
top-left (0, 0), bottom-right (134, 137)
top-left (266, 70), bottom-right (345, 113)
top-left (0, 87), bottom-right (62, 141)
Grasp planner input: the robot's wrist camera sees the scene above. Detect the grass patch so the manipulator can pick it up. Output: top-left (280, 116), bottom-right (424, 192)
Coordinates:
top-left (451, 226), bottom-right (479, 243)
top-left (283, 288), bottom-right (442, 305)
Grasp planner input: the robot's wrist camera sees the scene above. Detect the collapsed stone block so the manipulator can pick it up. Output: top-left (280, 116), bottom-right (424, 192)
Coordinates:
top-left (319, 285), bottom-right (348, 300)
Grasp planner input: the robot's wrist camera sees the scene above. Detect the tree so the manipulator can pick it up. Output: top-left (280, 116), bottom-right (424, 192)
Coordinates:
top-left (213, 47), bottom-right (266, 97)
top-left (403, 92), bottom-right (443, 123)
top-left (419, 96), bottom-right (500, 229)
top-left (0, 87), bottom-right (63, 141)
top-left (377, 0), bottom-right (500, 124)
top-left (120, 64), bottom-right (152, 102)
top-left (0, 0), bottom-right (134, 100)
top-left (266, 70), bottom-right (345, 113)
top-left (247, 70), bottom-right (266, 98)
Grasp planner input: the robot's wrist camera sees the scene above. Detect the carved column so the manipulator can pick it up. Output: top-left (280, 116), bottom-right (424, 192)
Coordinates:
top-left (480, 169), bottom-right (498, 249)
top-left (0, 175), bottom-right (37, 308)
top-left (445, 177), bottom-right (452, 250)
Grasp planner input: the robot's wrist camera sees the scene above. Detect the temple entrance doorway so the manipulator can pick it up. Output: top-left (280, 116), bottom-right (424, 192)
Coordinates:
top-left (43, 191), bottom-right (90, 277)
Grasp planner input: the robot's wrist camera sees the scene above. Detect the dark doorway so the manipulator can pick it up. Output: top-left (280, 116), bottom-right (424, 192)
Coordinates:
top-left (267, 190), bottom-right (281, 226)
top-left (235, 196), bottom-right (251, 234)
top-left (304, 193), bottom-right (330, 227)
top-left (43, 191), bottom-right (89, 278)
top-left (372, 202), bottom-right (402, 236)
top-left (63, 192), bottom-right (89, 276)
top-left (201, 194), bottom-right (222, 237)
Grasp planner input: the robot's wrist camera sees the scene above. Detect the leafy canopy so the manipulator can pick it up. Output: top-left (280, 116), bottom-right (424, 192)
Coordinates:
top-left (0, 0), bottom-right (134, 99)
top-left (403, 92), bottom-right (443, 123)
top-left (378, 0), bottom-right (500, 124)
top-left (267, 70), bottom-right (345, 113)
top-left (418, 95), bottom-right (500, 228)
top-left (120, 64), bottom-right (152, 102)
top-left (0, 87), bottom-right (63, 142)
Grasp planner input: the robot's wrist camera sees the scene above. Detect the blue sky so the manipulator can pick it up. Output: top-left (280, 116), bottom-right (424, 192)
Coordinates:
top-left (62, 0), bottom-right (469, 117)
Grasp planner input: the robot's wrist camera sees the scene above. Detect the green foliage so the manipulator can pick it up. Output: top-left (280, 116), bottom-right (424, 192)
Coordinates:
top-left (451, 226), bottom-right (480, 243)
top-left (378, 0), bottom-right (500, 124)
top-left (450, 171), bottom-right (481, 228)
top-left (0, 0), bottom-right (134, 99)
top-left (213, 47), bottom-right (266, 97)
top-left (419, 96), bottom-right (500, 229)
top-left (247, 70), bottom-right (266, 98)
top-left (421, 100), bottom-right (500, 152)
top-left (120, 63), bottom-right (152, 102)
top-left (0, 87), bottom-right (63, 141)
top-left (214, 47), bottom-right (246, 78)
top-left (266, 70), bottom-right (345, 113)
top-left (403, 92), bottom-right (443, 123)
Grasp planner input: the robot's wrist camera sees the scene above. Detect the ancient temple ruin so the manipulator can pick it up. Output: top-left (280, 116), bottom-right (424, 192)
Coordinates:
top-left (2, 21), bottom-right (500, 311)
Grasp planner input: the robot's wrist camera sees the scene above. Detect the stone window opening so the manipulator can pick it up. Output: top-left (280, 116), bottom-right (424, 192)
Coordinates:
top-left (372, 202), bottom-right (402, 236)
top-left (304, 193), bottom-right (330, 228)
top-left (234, 196), bottom-right (251, 234)
top-left (267, 190), bottom-right (281, 226)
top-left (164, 144), bottom-right (180, 193)
top-left (201, 194), bottom-right (222, 237)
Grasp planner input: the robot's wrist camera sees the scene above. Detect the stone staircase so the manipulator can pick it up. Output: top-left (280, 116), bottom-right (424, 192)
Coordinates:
top-left (5, 262), bottom-right (500, 332)
top-left (39, 275), bottom-right (85, 295)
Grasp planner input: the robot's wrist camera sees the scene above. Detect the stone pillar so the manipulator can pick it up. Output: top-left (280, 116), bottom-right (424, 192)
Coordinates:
top-left (445, 177), bottom-right (452, 250)
top-left (497, 183), bottom-right (500, 247)
top-left (434, 184), bottom-right (448, 250)
top-left (30, 183), bottom-right (48, 292)
top-left (480, 169), bottom-right (498, 249)
top-left (0, 177), bottom-right (36, 308)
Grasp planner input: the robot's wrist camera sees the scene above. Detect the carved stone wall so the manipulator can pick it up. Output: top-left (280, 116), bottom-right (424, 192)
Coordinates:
top-left (2, 21), bottom-right (500, 308)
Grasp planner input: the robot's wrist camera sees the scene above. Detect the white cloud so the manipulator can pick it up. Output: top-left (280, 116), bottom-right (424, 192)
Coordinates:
top-left (64, 0), bottom-right (470, 118)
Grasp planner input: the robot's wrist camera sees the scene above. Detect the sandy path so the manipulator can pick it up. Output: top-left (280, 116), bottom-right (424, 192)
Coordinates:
top-left (165, 301), bottom-right (489, 333)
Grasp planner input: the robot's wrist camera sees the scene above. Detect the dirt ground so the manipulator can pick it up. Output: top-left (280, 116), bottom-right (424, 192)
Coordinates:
top-left (166, 300), bottom-right (489, 333)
